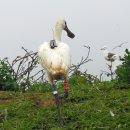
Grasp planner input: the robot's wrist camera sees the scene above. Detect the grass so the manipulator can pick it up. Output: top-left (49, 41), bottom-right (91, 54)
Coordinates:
top-left (0, 76), bottom-right (130, 130)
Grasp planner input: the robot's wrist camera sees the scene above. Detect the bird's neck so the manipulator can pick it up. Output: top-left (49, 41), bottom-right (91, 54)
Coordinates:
top-left (102, 50), bottom-right (109, 56)
top-left (53, 26), bottom-right (63, 44)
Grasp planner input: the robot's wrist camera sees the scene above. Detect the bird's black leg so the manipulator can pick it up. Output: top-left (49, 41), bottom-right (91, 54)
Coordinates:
top-left (64, 82), bottom-right (69, 98)
top-left (58, 81), bottom-right (69, 99)
top-left (52, 80), bottom-right (63, 126)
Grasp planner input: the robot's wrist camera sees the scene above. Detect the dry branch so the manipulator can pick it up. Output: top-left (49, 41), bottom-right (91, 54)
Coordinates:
top-left (4, 47), bottom-right (46, 88)
top-left (69, 45), bottom-right (92, 74)
top-left (3, 45), bottom-right (93, 87)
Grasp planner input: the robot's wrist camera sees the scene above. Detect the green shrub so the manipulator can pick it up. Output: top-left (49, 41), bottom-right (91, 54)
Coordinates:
top-left (27, 83), bottom-right (52, 93)
top-left (0, 59), bottom-right (18, 91)
top-left (116, 49), bottom-right (130, 84)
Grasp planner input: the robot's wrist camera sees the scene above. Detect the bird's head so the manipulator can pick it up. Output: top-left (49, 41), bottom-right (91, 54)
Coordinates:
top-left (55, 19), bottom-right (75, 39)
top-left (100, 46), bottom-right (108, 51)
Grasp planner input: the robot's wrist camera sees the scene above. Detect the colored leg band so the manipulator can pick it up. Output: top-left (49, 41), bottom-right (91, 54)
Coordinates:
top-left (64, 82), bottom-right (69, 91)
top-left (52, 84), bottom-right (58, 95)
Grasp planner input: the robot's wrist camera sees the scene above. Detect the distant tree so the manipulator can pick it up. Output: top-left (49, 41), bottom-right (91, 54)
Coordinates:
top-left (116, 49), bottom-right (130, 84)
top-left (0, 59), bottom-right (18, 90)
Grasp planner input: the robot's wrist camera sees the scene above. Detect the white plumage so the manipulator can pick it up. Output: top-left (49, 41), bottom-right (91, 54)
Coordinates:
top-left (101, 46), bottom-right (122, 71)
top-left (38, 19), bottom-right (75, 84)
top-left (101, 46), bottom-right (118, 62)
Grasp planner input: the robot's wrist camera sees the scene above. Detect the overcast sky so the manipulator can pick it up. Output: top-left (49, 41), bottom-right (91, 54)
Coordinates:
top-left (0, 0), bottom-right (130, 80)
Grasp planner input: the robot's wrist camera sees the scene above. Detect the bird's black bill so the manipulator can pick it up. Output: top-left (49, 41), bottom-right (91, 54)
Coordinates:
top-left (64, 25), bottom-right (75, 39)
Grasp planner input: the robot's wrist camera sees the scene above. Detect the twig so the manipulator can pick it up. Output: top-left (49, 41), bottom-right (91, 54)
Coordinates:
top-left (69, 45), bottom-right (92, 74)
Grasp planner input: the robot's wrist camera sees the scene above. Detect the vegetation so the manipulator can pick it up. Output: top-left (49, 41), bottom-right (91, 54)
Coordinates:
top-left (0, 59), bottom-right (18, 91)
top-left (116, 49), bottom-right (130, 84)
top-left (0, 48), bottom-right (130, 129)
top-left (0, 76), bottom-right (130, 130)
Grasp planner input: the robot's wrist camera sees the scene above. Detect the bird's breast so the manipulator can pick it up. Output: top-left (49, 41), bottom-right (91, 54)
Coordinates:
top-left (38, 42), bottom-right (70, 75)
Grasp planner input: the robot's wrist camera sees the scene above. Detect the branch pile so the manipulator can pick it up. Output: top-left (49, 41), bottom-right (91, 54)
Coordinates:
top-left (3, 45), bottom-right (93, 87)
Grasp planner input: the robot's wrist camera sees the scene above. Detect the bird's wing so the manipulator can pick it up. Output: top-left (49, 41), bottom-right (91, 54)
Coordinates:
top-left (107, 52), bottom-right (115, 58)
top-left (112, 42), bottom-right (128, 50)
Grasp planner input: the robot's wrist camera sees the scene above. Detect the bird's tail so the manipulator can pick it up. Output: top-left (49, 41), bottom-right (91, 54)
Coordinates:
top-left (119, 56), bottom-right (124, 61)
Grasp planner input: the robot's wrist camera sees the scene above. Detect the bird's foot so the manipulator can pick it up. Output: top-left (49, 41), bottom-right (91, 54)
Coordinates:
top-left (59, 91), bottom-right (68, 99)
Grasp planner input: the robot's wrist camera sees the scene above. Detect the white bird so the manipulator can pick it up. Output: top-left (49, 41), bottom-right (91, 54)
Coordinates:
top-left (101, 46), bottom-right (119, 62)
top-left (101, 46), bottom-right (122, 71)
top-left (38, 19), bottom-right (75, 96)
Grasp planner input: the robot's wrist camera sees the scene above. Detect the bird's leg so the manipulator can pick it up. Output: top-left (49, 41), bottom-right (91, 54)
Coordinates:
top-left (52, 80), bottom-right (58, 95)
top-left (58, 80), bottom-right (69, 99)
top-left (52, 80), bottom-right (63, 126)
top-left (63, 81), bottom-right (69, 98)
top-left (52, 80), bottom-right (60, 104)
top-left (110, 61), bottom-right (113, 80)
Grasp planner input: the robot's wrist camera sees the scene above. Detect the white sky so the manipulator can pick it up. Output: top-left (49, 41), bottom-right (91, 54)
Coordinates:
top-left (0, 0), bottom-right (130, 80)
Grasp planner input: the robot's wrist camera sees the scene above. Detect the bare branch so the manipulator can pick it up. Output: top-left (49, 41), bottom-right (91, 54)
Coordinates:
top-left (4, 47), bottom-right (45, 87)
top-left (3, 45), bottom-right (95, 88)
top-left (69, 45), bottom-right (92, 74)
